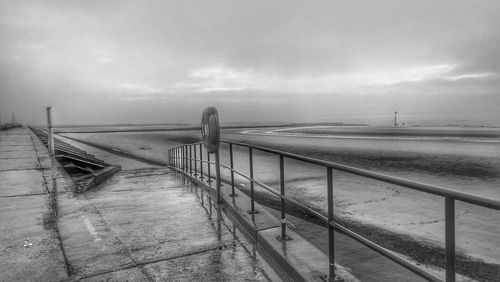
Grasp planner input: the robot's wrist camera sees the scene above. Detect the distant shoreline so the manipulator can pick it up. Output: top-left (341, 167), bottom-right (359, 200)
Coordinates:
top-left (38, 122), bottom-right (500, 136)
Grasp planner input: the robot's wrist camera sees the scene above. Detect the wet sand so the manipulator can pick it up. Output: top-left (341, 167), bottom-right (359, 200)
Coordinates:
top-left (61, 126), bottom-right (500, 278)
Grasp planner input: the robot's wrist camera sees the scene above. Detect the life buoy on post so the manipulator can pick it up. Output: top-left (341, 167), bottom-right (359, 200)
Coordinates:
top-left (201, 107), bottom-right (222, 205)
top-left (201, 107), bottom-right (220, 153)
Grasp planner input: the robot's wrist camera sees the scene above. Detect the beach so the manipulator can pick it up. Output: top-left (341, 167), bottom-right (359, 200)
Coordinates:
top-left (60, 125), bottom-right (500, 274)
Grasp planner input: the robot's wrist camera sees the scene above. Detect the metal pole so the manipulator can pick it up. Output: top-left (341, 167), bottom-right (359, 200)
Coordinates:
top-left (445, 196), bottom-right (456, 282)
top-left (189, 145), bottom-right (192, 173)
top-left (181, 147), bottom-right (184, 170)
top-left (194, 144), bottom-right (197, 176)
top-left (46, 107), bottom-right (57, 215)
top-left (247, 147), bottom-right (257, 214)
top-left (46, 107), bottom-right (55, 157)
top-left (229, 143), bottom-right (236, 197)
top-left (207, 151), bottom-right (211, 185)
top-left (184, 146), bottom-right (188, 172)
top-left (199, 144), bottom-right (204, 180)
top-left (279, 155), bottom-right (290, 240)
top-left (215, 151), bottom-right (222, 204)
top-left (327, 167), bottom-right (336, 281)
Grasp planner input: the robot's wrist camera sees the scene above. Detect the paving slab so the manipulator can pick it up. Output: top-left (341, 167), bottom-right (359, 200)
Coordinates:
top-left (0, 194), bottom-right (67, 282)
top-left (0, 157), bottom-right (40, 171)
top-left (0, 145), bottom-right (35, 152)
top-left (0, 140), bottom-right (34, 146)
top-left (144, 244), bottom-right (269, 281)
top-left (58, 194), bottom-right (137, 277)
top-left (0, 170), bottom-right (47, 196)
top-left (0, 150), bottom-right (37, 158)
top-left (80, 267), bottom-right (149, 282)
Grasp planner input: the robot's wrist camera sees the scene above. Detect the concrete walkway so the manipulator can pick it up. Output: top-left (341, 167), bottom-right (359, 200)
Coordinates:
top-left (0, 128), bottom-right (278, 281)
top-left (0, 127), bottom-right (67, 282)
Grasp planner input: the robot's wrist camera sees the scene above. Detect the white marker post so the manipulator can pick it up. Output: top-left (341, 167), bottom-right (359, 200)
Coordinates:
top-left (46, 107), bottom-right (57, 211)
top-left (46, 107), bottom-right (54, 156)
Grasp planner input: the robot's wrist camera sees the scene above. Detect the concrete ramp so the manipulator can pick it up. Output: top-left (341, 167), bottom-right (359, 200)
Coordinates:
top-left (58, 168), bottom-right (276, 281)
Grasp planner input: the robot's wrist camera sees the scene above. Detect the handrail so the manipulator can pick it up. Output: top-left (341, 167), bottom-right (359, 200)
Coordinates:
top-left (222, 140), bottom-right (500, 210)
top-left (167, 141), bottom-right (500, 282)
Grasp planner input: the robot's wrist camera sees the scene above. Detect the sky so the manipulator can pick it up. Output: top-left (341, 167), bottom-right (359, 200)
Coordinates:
top-left (1, 0), bottom-right (499, 125)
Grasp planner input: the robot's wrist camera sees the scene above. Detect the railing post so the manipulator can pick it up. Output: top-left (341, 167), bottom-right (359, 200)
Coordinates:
top-left (194, 144), bottom-right (198, 176)
top-left (176, 148), bottom-right (179, 168)
top-left (229, 143), bottom-right (236, 197)
top-left (327, 167), bottom-right (336, 281)
top-left (199, 144), bottom-right (204, 180)
top-left (181, 147), bottom-right (184, 171)
top-left (215, 151), bottom-right (222, 204)
top-left (445, 196), bottom-right (456, 282)
top-left (247, 147), bottom-right (258, 214)
top-left (184, 146), bottom-right (188, 172)
top-left (184, 146), bottom-right (187, 172)
top-left (207, 151), bottom-right (211, 185)
top-left (189, 145), bottom-right (192, 173)
top-left (277, 155), bottom-right (291, 241)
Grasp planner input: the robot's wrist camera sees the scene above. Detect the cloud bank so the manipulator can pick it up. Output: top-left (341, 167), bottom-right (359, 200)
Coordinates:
top-left (0, 0), bottom-right (499, 125)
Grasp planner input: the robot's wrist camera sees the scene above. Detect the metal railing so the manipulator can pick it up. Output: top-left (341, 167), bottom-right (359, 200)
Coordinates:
top-left (167, 140), bottom-right (500, 282)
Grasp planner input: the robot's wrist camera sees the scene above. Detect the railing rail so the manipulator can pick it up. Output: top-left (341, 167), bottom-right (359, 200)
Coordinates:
top-left (167, 140), bottom-right (500, 282)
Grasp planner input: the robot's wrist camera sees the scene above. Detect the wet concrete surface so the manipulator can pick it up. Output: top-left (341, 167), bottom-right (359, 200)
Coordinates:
top-left (1, 128), bottom-right (279, 281)
top-left (58, 168), bottom-right (277, 281)
top-left (0, 128), bottom-right (67, 282)
top-left (55, 137), bottom-right (279, 281)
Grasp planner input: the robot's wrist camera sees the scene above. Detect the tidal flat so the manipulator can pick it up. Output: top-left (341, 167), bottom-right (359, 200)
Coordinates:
top-left (61, 125), bottom-right (500, 280)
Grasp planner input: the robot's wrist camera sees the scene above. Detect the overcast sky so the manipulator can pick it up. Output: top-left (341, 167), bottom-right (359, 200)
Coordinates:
top-left (1, 0), bottom-right (499, 125)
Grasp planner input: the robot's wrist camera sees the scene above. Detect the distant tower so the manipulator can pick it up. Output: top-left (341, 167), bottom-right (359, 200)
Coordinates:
top-left (394, 111), bottom-right (398, 127)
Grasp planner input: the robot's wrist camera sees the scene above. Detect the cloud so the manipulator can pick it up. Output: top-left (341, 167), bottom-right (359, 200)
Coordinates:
top-left (0, 0), bottom-right (499, 124)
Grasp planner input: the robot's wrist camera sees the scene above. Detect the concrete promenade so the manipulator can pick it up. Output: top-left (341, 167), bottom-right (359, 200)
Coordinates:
top-left (0, 127), bottom-right (67, 281)
top-left (0, 128), bottom-right (277, 281)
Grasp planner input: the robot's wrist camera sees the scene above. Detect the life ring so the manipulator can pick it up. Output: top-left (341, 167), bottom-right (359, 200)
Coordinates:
top-left (201, 107), bottom-right (220, 153)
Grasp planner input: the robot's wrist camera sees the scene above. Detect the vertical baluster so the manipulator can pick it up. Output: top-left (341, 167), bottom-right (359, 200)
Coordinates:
top-left (200, 144), bottom-right (204, 180)
top-left (194, 144), bottom-right (198, 176)
top-left (183, 146), bottom-right (186, 171)
top-left (445, 196), bottom-right (456, 282)
top-left (277, 155), bottom-right (290, 240)
top-left (247, 147), bottom-right (258, 214)
top-left (207, 151), bottom-right (211, 185)
top-left (327, 167), bottom-right (335, 280)
top-left (229, 143), bottom-right (236, 197)
top-left (189, 145), bottom-right (192, 173)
